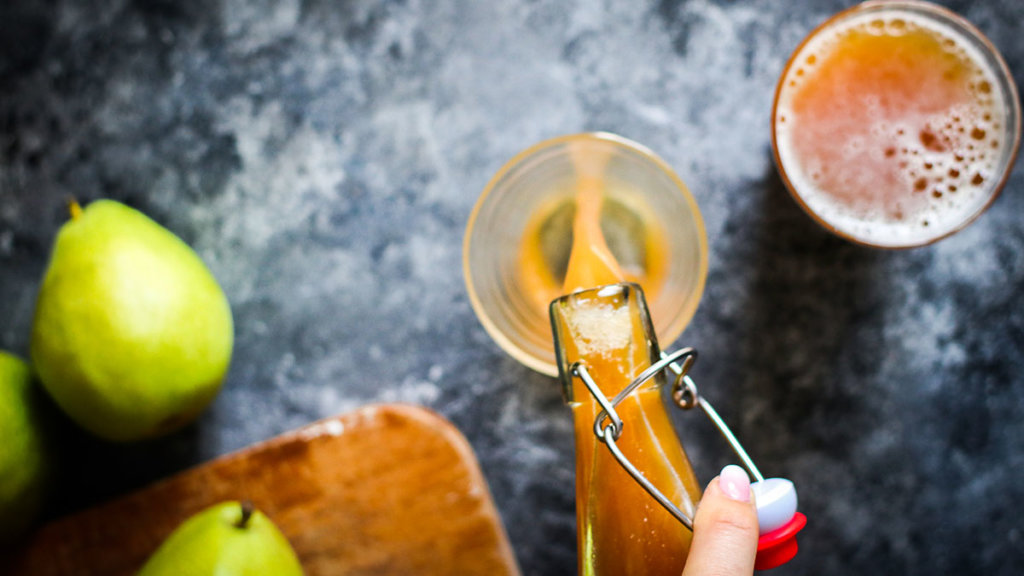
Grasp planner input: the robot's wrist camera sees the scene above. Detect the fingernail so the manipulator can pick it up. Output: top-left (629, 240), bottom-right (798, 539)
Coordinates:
top-left (719, 465), bottom-right (751, 502)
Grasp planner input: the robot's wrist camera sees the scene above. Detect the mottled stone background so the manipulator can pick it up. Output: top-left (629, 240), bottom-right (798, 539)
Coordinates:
top-left (2, 0), bottom-right (1023, 574)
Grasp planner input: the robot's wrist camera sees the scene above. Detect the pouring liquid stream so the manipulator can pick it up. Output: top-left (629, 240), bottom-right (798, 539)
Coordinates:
top-left (562, 144), bottom-right (627, 293)
top-left (516, 145), bottom-right (672, 324)
top-left (557, 143), bottom-right (702, 575)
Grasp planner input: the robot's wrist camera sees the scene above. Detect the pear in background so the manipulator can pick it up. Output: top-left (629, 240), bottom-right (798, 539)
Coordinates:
top-left (0, 351), bottom-right (48, 543)
top-left (30, 199), bottom-right (233, 442)
top-left (138, 501), bottom-right (305, 576)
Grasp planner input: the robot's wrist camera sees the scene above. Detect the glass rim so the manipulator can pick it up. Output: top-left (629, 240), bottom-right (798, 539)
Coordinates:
top-left (463, 132), bottom-right (709, 376)
top-left (770, 0), bottom-right (1022, 249)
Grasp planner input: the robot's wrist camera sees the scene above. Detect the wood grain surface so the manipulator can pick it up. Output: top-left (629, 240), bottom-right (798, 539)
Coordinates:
top-left (3, 404), bottom-right (521, 575)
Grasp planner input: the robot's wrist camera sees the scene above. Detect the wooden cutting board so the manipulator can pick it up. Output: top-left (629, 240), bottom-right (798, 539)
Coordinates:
top-left (4, 404), bottom-right (521, 575)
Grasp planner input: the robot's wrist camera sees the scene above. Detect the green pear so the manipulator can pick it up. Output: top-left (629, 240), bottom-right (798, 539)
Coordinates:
top-left (0, 351), bottom-right (48, 543)
top-left (138, 501), bottom-right (304, 576)
top-left (30, 199), bottom-right (233, 442)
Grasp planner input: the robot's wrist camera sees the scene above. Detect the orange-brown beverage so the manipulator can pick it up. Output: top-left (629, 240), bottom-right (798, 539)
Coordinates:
top-left (542, 141), bottom-right (703, 574)
top-left (772, 1), bottom-right (1020, 247)
top-left (465, 133), bottom-right (708, 571)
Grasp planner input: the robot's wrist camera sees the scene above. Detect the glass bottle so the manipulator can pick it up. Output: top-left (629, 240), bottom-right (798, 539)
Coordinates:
top-left (551, 282), bottom-right (702, 575)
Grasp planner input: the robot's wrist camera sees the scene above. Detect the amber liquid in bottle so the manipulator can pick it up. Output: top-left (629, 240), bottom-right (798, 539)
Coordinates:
top-left (551, 144), bottom-right (702, 575)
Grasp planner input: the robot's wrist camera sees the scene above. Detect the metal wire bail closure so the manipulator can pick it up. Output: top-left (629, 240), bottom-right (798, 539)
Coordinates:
top-left (571, 347), bottom-right (768, 532)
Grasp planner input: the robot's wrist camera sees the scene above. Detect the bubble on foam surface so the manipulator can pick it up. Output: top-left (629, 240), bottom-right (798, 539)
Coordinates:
top-left (774, 7), bottom-right (1012, 246)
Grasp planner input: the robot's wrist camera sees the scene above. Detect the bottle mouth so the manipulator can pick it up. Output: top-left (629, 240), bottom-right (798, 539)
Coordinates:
top-left (549, 282), bottom-right (658, 403)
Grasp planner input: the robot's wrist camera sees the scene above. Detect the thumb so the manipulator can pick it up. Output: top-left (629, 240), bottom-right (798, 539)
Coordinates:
top-left (682, 465), bottom-right (760, 576)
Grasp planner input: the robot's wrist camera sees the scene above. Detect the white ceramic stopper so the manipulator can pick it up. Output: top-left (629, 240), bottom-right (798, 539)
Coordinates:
top-left (751, 477), bottom-right (798, 534)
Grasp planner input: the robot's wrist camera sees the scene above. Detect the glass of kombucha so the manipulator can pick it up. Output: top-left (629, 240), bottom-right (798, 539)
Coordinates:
top-left (464, 133), bottom-right (708, 376)
top-left (772, 0), bottom-right (1021, 248)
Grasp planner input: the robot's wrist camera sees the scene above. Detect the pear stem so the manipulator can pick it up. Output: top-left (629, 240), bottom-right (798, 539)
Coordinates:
top-left (68, 198), bottom-right (82, 221)
top-left (236, 500), bottom-right (255, 529)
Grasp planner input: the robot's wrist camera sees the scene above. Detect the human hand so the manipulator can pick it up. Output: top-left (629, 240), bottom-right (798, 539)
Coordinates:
top-left (681, 465), bottom-right (760, 576)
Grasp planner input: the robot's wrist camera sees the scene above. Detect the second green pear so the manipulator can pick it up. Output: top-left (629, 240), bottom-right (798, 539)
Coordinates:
top-left (138, 501), bottom-right (304, 576)
top-left (30, 199), bottom-right (233, 441)
top-left (0, 351), bottom-right (48, 543)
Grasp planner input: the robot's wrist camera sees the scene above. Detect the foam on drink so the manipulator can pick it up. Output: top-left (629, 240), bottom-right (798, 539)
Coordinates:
top-left (774, 7), bottom-right (1016, 247)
